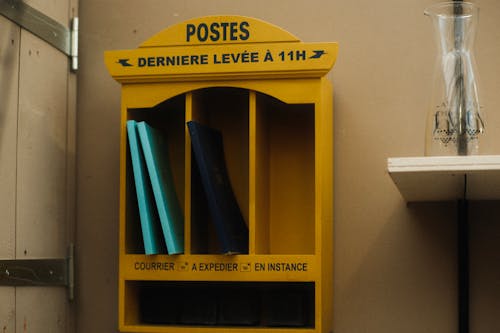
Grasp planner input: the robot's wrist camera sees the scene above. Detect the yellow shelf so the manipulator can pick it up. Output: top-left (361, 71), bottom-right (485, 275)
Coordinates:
top-left (106, 15), bottom-right (336, 333)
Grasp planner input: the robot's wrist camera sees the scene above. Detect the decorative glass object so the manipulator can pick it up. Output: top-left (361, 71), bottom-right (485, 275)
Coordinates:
top-left (424, 2), bottom-right (484, 156)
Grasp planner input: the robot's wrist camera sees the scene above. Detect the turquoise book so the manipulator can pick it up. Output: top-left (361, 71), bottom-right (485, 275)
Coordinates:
top-left (126, 120), bottom-right (165, 255)
top-left (137, 121), bottom-right (184, 254)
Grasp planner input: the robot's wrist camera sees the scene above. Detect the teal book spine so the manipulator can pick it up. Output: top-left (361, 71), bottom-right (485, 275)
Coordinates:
top-left (137, 121), bottom-right (184, 254)
top-left (126, 120), bottom-right (165, 255)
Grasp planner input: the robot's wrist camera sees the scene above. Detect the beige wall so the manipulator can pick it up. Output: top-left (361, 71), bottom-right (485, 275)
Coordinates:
top-left (77, 1), bottom-right (500, 332)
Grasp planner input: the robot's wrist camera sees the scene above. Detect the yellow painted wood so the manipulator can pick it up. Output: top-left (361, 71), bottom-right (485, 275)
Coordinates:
top-left (121, 254), bottom-right (318, 282)
top-left (319, 77), bottom-right (334, 330)
top-left (139, 15), bottom-right (300, 47)
top-left (106, 15), bottom-right (336, 333)
top-left (105, 41), bottom-right (337, 83)
top-left (105, 16), bottom-right (337, 84)
top-left (184, 92), bottom-right (194, 255)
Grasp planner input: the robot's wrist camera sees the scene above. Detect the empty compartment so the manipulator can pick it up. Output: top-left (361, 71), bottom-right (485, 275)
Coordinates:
top-left (254, 93), bottom-right (315, 254)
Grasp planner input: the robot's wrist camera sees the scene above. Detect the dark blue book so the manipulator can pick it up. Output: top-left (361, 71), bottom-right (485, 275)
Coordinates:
top-left (126, 120), bottom-right (165, 255)
top-left (137, 121), bottom-right (184, 255)
top-left (187, 121), bottom-right (248, 254)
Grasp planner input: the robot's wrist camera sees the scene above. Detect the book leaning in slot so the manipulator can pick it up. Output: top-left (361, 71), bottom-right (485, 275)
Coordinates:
top-left (187, 120), bottom-right (248, 255)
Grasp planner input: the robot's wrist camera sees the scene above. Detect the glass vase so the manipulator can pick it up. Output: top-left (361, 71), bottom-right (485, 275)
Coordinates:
top-left (424, 1), bottom-right (484, 156)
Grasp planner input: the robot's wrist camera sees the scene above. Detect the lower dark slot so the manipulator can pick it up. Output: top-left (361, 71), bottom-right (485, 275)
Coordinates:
top-left (262, 284), bottom-right (315, 327)
top-left (179, 287), bottom-right (218, 325)
top-left (217, 286), bottom-right (260, 326)
top-left (137, 281), bottom-right (314, 328)
top-left (140, 285), bottom-right (181, 324)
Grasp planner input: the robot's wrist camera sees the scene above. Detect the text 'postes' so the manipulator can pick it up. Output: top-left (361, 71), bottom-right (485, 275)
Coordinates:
top-left (186, 21), bottom-right (250, 43)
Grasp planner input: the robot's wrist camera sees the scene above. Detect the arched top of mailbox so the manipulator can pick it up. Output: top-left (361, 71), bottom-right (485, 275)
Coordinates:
top-left (104, 15), bottom-right (338, 83)
top-left (140, 15), bottom-right (300, 47)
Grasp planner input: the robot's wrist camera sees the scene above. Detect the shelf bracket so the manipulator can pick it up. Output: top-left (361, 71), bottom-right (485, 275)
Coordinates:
top-left (0, 244), bottom-right (75, 301)
top-left (0, 0), bottom-right (79, 71)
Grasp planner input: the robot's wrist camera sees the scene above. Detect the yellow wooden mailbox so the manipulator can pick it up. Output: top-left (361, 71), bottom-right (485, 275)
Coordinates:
top-left (105, 15), bottom-right (338, 333)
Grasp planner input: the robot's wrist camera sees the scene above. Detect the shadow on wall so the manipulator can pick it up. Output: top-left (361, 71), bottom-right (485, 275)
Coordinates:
top-left (337, 201), bottom-right (459, 332)
top-left (467, 200), bottom-right (500, 332)
top-left (338, 199), bottom-right (500, 332)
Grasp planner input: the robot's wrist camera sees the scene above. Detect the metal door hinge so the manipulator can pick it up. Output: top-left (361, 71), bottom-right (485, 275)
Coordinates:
top-left (0, 0), bottom-right (79, 71)
top-left (0, 244), bottom-right (75, 301)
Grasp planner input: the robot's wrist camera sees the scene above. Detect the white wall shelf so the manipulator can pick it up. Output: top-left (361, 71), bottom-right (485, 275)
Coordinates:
top-left (388, 155), bottom-right (500, 333)
top-left (388, 155), bottom-right (500, 202)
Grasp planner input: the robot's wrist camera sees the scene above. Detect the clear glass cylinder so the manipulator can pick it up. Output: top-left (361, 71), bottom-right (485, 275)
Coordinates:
top-left (424, 2), bottom-right (485, 156)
